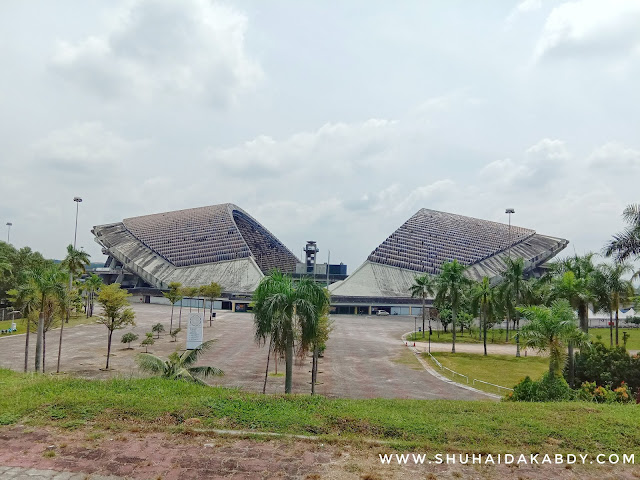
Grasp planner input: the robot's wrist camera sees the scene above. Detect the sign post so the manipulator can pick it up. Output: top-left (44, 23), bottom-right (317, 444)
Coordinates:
top-left (186, 312), bottom-right (204, 350)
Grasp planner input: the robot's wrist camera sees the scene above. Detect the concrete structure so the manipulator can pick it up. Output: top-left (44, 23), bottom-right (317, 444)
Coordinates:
top-left (329, 208), bottom-right (568, 313)
top-left (92, 204), bottom-right (299, 294)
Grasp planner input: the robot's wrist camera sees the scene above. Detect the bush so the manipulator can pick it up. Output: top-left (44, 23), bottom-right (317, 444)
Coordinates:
top-left (571, 342), bottom-right (640, 393)
top-left (509, 373), bottom-right (573, 402)
top-left (576, 381), bottom-right (633, 404)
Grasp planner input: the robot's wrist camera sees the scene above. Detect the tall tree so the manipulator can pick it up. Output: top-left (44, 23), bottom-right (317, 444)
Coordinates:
top-left (518, 300), bottom-right (588, 377)
top-left (502, 257), bottom-right (525, 331)
top-left (199, 282), bottom-right (222, 326)
top-left (409, 273), bottom-right (435, 339)
top-left (96, 283), bottom-right (136, 370)
top-left (595, 263), bottom-right (634, 346)
top-left (253, 271), bottom-right (327, 394)
top-left (604, 204), bottom-right (640, 267)
top-left (84, 274), bottom-right (102, 317)
top-left (162, 282), bottom-right (183, 334)
top-left (435, 260), bottom-right (471, 354)
top-left (26, 266), bottom-right (65, 373)
top-left (470, 276), bottom-right (495, 356)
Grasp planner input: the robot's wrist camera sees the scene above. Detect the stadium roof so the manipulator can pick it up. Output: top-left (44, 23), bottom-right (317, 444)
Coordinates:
top-left (93, 204), bottom-right (298, 292)
top-left (330, 208), bottom-right (568, 299)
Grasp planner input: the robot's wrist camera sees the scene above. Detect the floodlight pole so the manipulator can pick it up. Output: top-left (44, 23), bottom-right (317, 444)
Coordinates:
top-left (506, 208), bottom-right (520, 358)
top-left (6, 222), bottom-right (12, 244)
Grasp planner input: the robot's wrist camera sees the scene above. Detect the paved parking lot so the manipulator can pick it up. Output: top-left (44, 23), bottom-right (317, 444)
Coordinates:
top-left (0, 303), bottom-right (486, 400)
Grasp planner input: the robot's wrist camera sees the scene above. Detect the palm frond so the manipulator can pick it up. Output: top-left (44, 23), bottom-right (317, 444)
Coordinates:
top-left (136, 353), bottom-right (165, 374)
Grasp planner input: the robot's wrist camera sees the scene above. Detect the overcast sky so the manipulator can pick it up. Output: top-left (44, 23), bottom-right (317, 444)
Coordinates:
top-left (1, 0), bottom-right (639, 271)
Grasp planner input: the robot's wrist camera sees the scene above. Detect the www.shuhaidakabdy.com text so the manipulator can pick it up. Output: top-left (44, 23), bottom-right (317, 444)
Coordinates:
top-left (379, 453), bottom-right (634, 466)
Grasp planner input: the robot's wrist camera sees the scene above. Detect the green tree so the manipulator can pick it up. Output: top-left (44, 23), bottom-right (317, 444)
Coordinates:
top-left (470, 276), bottom-right (496, 356)
top-left (152, 322), bottom-right (165, 338)
top-left (121, 332), bottom-right (139, 349)
top-left (253, 271), bottom-right (327, 394)
top-left (199, 282), bottom-right (222, 325)
top-left (27, 266), bottom-right (65, 373)
top-left (141, 333), bottom-right (154, 353)
top-left (60, 245), bottom-right (90, 322)
top-left (162, 282), bottom-right (183, 334)
top-left (604, 204), bottom-right (640, 268)
top-left (435, 260), bottom-right (471, 353)
top-left (136, 339), bottom-right (223, 384)
top-left (169, 327), bottom-right (181, 342)
top-left (518, 300), bottom-right (588, 377)
top-left (409, 273), bottom-right (435, 339)
top-left (96, 283), bottom-right (135, 369)
top-left (84, 274), bottom-right (102, 317)
top-left (593, 263), bottom-right (634, 347)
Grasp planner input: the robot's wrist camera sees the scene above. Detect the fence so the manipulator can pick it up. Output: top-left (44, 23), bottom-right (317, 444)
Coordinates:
top-left (425, 351), bottom-right (512, 394)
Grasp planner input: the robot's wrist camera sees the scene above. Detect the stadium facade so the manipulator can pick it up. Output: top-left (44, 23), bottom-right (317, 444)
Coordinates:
top-left (328, 208), bottom-right (568, 315)
top-left (93, 205), bottom-right (568, 314)
top-left (93, 204), bottom-right (299, 300)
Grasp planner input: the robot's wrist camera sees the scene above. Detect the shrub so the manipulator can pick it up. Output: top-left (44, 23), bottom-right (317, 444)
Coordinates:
top-left (576, 381), bottom-right (633, 404)
top-left (571, 342), bottom-right (640, 393)
top-left (509, 373), bottom-right (573, 402)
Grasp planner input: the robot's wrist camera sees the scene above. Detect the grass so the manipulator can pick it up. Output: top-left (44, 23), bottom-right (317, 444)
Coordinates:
top-left (0, 313), bottom-right (94, 336)
top-left (590, 328), bottom-right (640, 351)
top-left (423, 352), bottom-right (549, 394)
top-left (407, 329), bottom-right (517, 345)
top-left (0, 368), bottom-right (638, 453)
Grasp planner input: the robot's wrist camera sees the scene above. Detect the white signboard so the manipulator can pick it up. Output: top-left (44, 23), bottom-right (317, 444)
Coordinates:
top-left (186, 312), bottom-right (204, 350)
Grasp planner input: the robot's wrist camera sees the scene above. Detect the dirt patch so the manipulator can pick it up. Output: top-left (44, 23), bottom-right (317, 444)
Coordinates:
top-left (1, 425), bottom-right (638, 479)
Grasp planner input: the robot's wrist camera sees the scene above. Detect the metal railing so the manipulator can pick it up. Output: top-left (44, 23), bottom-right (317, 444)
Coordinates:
top-left (426, 352), bottom-right (469, 384)
top-left (472, 378), bottom-right (513, 394)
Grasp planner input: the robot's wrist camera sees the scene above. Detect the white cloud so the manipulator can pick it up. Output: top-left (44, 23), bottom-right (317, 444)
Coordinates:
top-left (588, 142), bottom-right (640, 172)
top-left (534, 0), bottom-right (640, 61)
top-left (505, 0), bottom-right (542, 26)
top-left (50, 0), bottom-right (262, 105)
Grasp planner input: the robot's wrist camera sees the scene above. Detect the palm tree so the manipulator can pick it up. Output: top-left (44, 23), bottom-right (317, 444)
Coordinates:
top-left (136, 339), bottom-right (223, 384)
top-left (409, 273), bottom-right (435, 339)
top-left (518, 300), bottom-right (588, 377)
top-left (604, 204), bottom-right (640, 265)
top-left (27, 266), bottom-right (65, 373)
top-left (549, 253), bottom-right (596, 333)
top-left (470, 277), bottom-right (495, 356)
top-left (60, 245), bottom-right (91, 320)
top-left (502, 257), bottom-right (525, 330)
top-left (435, 260), bottom-right (471, 354)
top-left (253, 271), bottom-right (327, 394)
top-left (162, 282), bottom-right (183, 334)
top-left (596, 263), bottom-right (634, 346)
top-left (84, 274), bottom-right (102, 317)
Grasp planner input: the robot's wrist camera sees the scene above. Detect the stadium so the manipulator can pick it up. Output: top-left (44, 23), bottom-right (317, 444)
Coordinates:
top-left (93, 204), bottom-right (568, 313)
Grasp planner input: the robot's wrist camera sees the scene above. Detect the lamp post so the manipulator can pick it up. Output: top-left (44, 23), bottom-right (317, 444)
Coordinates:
top-left (505, 208), bottom-right (520, 358)
top-left (73, 197), bottom-right (82, 248)
top-left (505, 208), bottom-right (514, 259)
top-left (6, 222), bottom-right (12, 243)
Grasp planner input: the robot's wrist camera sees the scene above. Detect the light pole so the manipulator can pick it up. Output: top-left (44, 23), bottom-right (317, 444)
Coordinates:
top-left (73, 197), bottom-right (82, 248)
top-left (506, 208), bottom-right (520, 357)
top-left (6, 222), bottom-right (12, 243)
top-left (505, 208), bottom-right (514, 259)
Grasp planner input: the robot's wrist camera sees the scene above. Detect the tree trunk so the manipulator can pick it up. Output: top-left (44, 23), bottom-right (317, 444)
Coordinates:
top-left (311, 347), bottom-right (318, 395)
top-left (567, 341), bottom-right (574, 387)
top-left (106, 329), bottom-right (113, 369)
top-left (609, 311), bottom-right (613, 347)
top-left (578, 303), bottom-right (588, 333)
top-left (24, 316), bottom-right (31, 373)
top-left (42, 330), bottom-right (46, 373)
top-left (483, 311), bottom-right (487, 356)
top-left (451, 305), bottom-right (457, 354)
top-left (262, 337), bottom-right (272, 394)
top-left (179, 301), bottom-right (183, 329)
top-left (421, 295), bottom-right (426, 338)
top-left (56, 305), bottom-right (65, 373)
top-left (169, 304), bottom-right (174, 334)
top-left (506, 312), bottom-right (510, 342)
top-left (285, 336), bottom-right (294, 394)
top-left (35, 312), bottom-right (44, 373)
top-left (615, 310), bottom-right (619, 346)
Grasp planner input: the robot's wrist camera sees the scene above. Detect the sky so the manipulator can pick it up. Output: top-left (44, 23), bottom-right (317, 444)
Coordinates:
top-left (1, 0), bottom-right (639, 271)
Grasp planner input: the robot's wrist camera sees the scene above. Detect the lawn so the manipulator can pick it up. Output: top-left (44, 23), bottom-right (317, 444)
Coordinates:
top-left (0, 368), bottom-right (638, 454)
top-left (424, 352), bottom-right (549, 394)
top-left (0, 313), bottom-right (94, 337)
top-left (590, 328), bottom-right (640, 351)
top-left (407, 329), bottom-right (518, 345)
